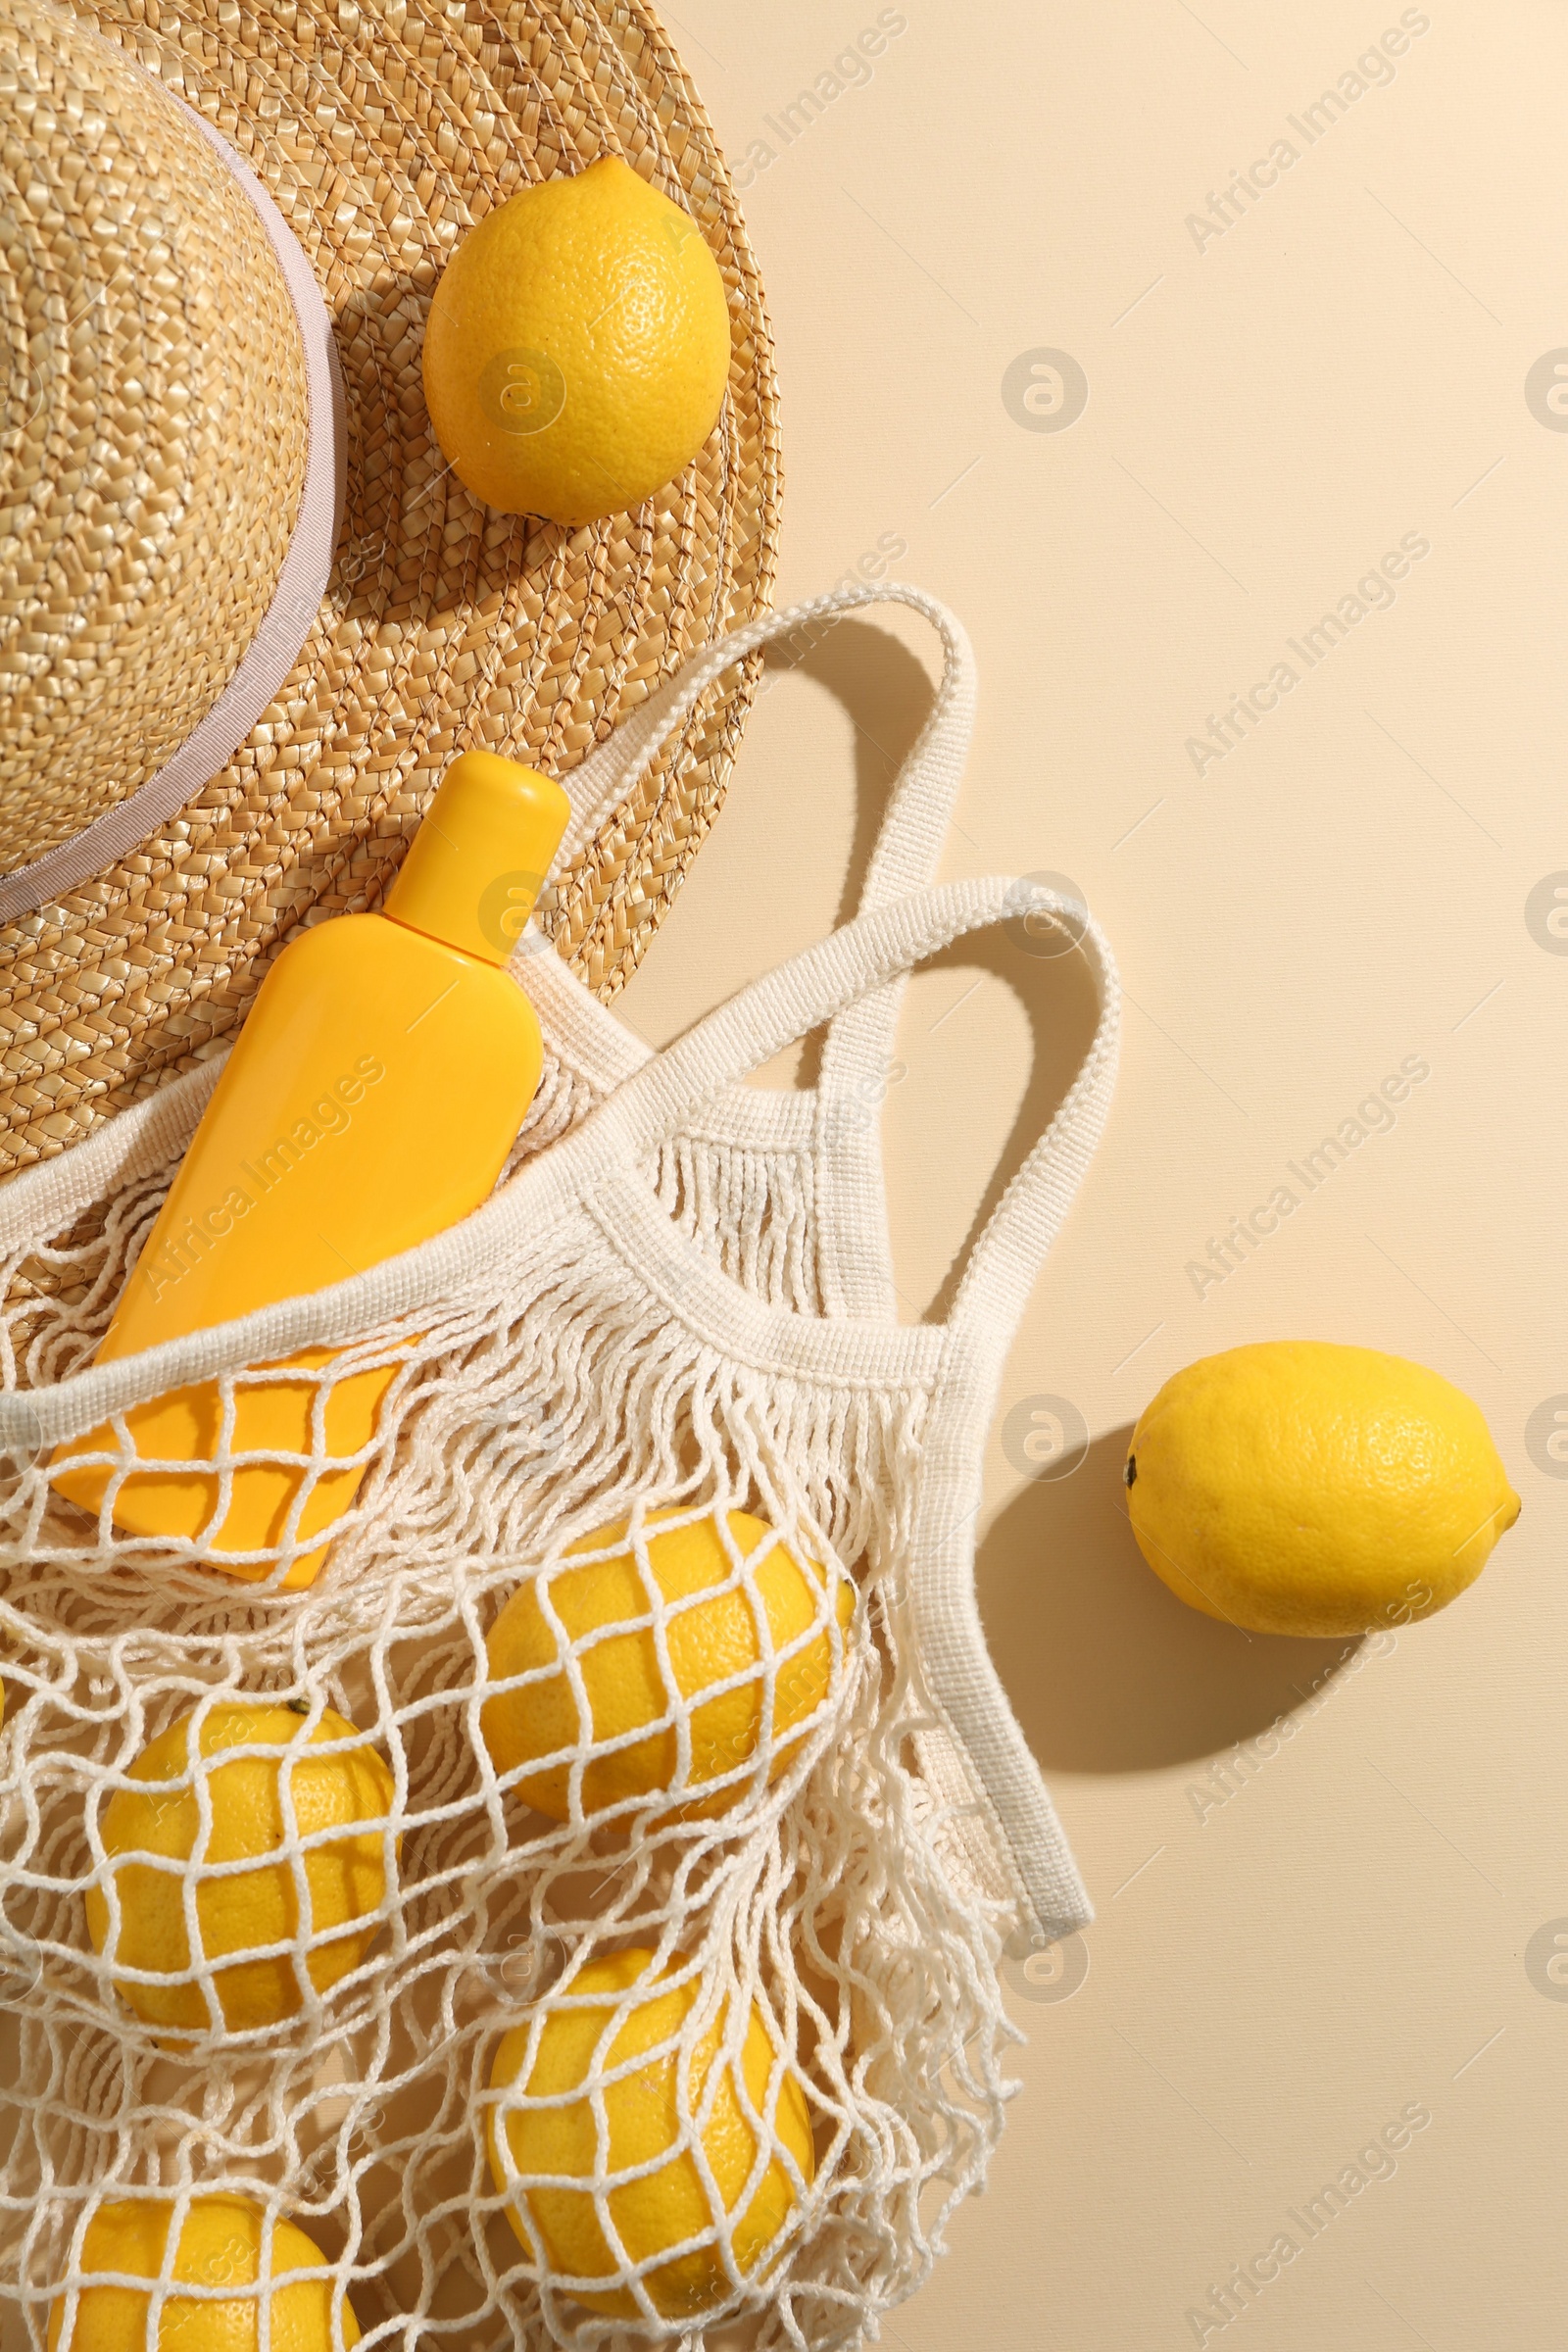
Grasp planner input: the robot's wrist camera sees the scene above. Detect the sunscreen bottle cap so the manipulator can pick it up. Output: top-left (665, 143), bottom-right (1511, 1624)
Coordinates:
top-left (383, 750), bottom-right (571, 966)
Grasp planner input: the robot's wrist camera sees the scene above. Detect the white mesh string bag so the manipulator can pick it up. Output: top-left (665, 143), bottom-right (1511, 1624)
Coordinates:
top-left (0, 584), bottom-right (1119, 2351)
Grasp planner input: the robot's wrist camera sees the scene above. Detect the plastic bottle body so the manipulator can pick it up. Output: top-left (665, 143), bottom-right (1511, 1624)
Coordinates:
top-left (51, 913), bottom-right (544, 1583)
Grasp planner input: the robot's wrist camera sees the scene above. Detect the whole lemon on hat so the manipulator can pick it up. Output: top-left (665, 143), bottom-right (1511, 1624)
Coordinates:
top-left (85, 1702), bottom-right (395, 2035)
top-left (422, 156), bottom-right (731, 526)
top-left (479, 1509), bottom-right (855, 1823)
top-left (1126, 1341), bottom-right (1520, 1638)
top-left (47, 2196), bottom-right (356, 2352)
top-left (487, 1947), bottom-right (813, 2319)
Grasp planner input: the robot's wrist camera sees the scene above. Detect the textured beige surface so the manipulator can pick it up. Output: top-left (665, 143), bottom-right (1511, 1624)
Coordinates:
top-left (618, 2), bottom-right (1566, 2343)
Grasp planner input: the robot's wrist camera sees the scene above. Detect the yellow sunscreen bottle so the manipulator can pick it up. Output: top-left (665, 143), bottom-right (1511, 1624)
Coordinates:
top-left (51, 750), bottom-right (570, 1587)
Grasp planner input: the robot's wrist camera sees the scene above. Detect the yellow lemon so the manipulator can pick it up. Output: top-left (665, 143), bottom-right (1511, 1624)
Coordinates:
top-left (85, 1702), bottom-right (396, 2035)
top-left (421, 155), bottom-right (730, 525)
top-left (487, 1947), bottom-right (813, 2320)
top-left (480, 1510), bottom-right (854, 1822)
top-left (1126, 1341), bottom-right (1521, 1638)
top-left (47, 2195), bottom-right (358, 2352)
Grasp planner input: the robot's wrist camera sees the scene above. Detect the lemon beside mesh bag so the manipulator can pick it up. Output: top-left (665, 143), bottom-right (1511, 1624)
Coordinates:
top-left (0, 587), bottom-right (1119, 2349)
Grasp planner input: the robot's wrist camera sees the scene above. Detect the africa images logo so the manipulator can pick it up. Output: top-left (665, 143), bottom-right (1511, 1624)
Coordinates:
top-left (1185, 1055), bottom-right (1430, 1299)
top-left (1524, 350), bottom-right (1568, 430)
top-left (1183, 12), bottom-right (1433, 257)
top-left (479, 348), bottom-right (567, 437)
top-left (478, 870), bottom-right (548, 957)
top-left (137, 1057), bottom-right (385, 1305)
top-left (1185, 2102), bottom-right (1433, 2341)
top-left (1001, 350), bottom-right (1090, 435)
top-left (1185, 533), bottom-right (1431, 779)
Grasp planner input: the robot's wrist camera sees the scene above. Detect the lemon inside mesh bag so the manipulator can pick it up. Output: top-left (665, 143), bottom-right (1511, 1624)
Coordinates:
top-left (46, 2194), bottom-right (360, 2352)
top-left (84, 1701), bottom-right (396, 2035)
top-left (486, 1945), bottom-right (814, 2320)
top-left (479, 1507), bottom-right (855, 1824)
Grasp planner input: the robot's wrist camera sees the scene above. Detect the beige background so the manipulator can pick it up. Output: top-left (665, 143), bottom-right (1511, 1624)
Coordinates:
top-left (618, 1), bottom-right (1568, 2343)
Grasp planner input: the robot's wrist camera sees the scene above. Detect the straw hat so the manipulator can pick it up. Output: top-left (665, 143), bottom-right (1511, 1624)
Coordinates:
top-left (0, 0), bottom-right (780, 1177)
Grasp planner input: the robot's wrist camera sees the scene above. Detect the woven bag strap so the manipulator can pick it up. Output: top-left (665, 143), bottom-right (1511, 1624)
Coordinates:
top-left (592, 872), bottom-right (1119, 1340)
top-left (557, 578), bottom-right (976, 881)
top-left (557, 581), bottom-right (980, 1315)
top-left (808, 596), bottom-right (977, 1315)
top-left (596, 869), bottom-right (1118, 1949)
top-left (0, 876), bottom-right (1112, 1448)
top-left (605, 846), bottom-right (1117, 1946)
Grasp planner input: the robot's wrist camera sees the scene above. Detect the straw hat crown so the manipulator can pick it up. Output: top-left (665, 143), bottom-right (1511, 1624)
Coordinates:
top-left (0, 0), bottom-right (307, 873)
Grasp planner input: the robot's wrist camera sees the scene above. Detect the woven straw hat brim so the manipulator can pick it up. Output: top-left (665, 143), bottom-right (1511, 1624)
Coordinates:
top-left (0, 0), bottom-right (780, 1177)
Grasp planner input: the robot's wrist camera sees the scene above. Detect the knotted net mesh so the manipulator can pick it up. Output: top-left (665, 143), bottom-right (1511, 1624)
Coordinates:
top-left (0, 1042), bottom-right (1021, 2352)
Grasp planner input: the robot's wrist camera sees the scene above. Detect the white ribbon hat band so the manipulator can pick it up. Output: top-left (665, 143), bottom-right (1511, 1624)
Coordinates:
top-left (0, 99), bottom-right (345, 927)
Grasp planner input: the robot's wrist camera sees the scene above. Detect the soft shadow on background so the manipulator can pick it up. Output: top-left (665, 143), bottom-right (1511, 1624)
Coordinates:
top-left (912, 922), bottom-right (1103, 1327)
top-left (979, 1426), bottom-right (1361, 1774)
top-left (763, 618), bottom-right (1107, 1325)
top-left (761, 617), bottom-right (935, 932)
top-left (761, 622), bottom-right (1361, 1775)
top-left (753, 620), bottom-right (934, 1091)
